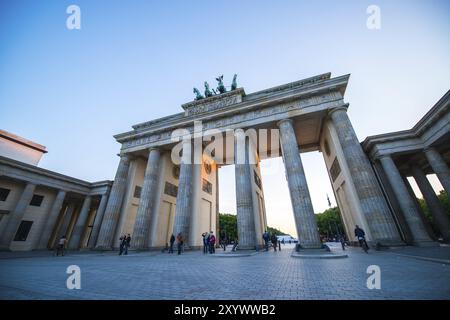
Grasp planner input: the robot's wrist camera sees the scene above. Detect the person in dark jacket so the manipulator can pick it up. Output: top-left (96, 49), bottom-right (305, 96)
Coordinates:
top-left (176, 233), bottom-right (184, 255)
top-left (271, 233), bottom-right (278, 252)
top-left (169, 234), bottom-right (175, 253)
top-left (354, 225), bottom-right (368, 251)
top-left (119, 235), bottom-right (126, 255)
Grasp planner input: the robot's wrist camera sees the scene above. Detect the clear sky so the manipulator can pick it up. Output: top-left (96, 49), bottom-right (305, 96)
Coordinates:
top-left (1, 0), bottom-right (449, 237)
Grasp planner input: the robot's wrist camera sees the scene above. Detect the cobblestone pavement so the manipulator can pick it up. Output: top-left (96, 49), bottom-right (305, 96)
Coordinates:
top-left (0, 243), bottom-right (449, 300)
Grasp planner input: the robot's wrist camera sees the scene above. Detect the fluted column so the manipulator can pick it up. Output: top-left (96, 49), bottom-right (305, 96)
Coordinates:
top-left (278, 119), bottom-right (321, 249)
top-left (329, 107), bottom-right (402, 244)
top-left (379, 156), bottom-right (433, 244)
top-left (411, 164), bottom-right (450, 242)
top-left (132, 148), bottom-right (161, 249)
top-left (0, 183), bottom-right (36, 250)
top-left (95, 155), bottom-right (131, 249)
top-left (234, 130), bottom-right (257, 249)
top-left (55, 203), bottom-right (76, 241)
top-left (87, 193), bottom-right (109, 248)
top-left (424, 147), bottom-right (450, 196)
top-left (172, 140), bottom-right (194, 246)
top-left (36, 190), bottom-right (66, 249)
top-left (69, 196), bottom-right (92, 249)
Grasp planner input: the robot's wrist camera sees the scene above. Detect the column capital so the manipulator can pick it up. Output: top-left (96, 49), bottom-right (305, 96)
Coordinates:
top-left (147, 147), bottom-right (160, 153)
top-left (276, 118), bottom-right (293, 127)
top-left (327, 103), bottom-right (349, 118)
top-left (423, 145), bottom-right (436, 153)
top-left (117, 153), bottom-right (132, 162)
top-left (377, 153), bottom-right (393, 161)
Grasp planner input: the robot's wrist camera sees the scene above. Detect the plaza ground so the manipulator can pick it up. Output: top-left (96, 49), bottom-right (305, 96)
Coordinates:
top-left (0, 243), bottom-right (449, 300)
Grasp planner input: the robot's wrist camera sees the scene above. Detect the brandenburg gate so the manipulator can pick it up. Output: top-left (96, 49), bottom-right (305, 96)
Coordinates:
top-left (93, 72), bottom-right (410, 251)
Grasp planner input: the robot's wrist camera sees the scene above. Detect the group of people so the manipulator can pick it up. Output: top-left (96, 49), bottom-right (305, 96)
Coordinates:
top-left (119, 234), bottom-right (131, 255)
top-left (166, 232), bottom-right (184, 255)
top-left (262, 230), bottom-right (281, 252)
top-left (201, 231), bottom-right (216, 254)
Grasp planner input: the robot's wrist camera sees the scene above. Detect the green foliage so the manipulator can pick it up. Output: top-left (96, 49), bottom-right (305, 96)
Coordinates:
top-left (218, 213), bottom-right (238, 241)
top-left (417, 191), bottom-right (450, 237)
top-left (315, 207), bottom-right (345, 237)
top-left (218, 213), bottom-right (289, 241)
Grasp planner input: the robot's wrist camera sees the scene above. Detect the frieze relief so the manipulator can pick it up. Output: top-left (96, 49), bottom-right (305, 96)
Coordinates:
top-left (121, 91), bottom-right (342, 150)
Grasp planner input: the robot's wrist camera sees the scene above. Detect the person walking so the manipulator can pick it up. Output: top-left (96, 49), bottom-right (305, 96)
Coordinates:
top-left (209, 231), bottom-right (216, 254)
top-left (169, 234), bottom-right (175, 253)
top-left (354, 225), bottom-right (369, 253)
top-left (263, 230), bottom-right (269, 251)
top-left (232, 238), bottom-right (238, 252)
top-left (271, 233), bottom-right (278, 252)
top-left (55, 235), bottom-right (67, 256)
top-left (176, 233), bottom-right (184, 255)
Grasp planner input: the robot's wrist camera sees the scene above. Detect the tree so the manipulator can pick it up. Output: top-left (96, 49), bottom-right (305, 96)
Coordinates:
top-left (315, 207), bottom-right (345, 238)
top-left (417, 190), bottom-right (450, 238)
top-left (218, 213), bottom-right (290, 242)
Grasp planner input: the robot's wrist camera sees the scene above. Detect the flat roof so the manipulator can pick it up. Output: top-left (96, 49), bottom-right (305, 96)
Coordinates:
top-left (0, 129), bottom-right (47, 153)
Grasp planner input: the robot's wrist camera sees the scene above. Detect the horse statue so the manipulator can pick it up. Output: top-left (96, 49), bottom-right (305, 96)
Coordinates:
top-left (216, 75), bottom-right (226, 94)
top-left (204, 81), bottom-right (214, 98)
top-left (193, 87), bottom-right (204, 100)
top-left (231, 74), bottom-right (238, 90)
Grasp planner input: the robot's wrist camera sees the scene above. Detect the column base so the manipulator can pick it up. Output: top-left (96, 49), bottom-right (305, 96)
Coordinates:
top-left (92, 246), bottom-right (114, 251)
top-left (412, 240), bottom-right (440, 247)
top-left (292, 245), bottom-right (348, 259)
top-left (296, 243), bottom-right (326, 251)
top-left (237, 245), bottom-right (257, 251)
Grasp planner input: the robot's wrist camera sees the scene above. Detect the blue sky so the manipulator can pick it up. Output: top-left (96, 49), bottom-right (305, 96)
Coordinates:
top-left (1, 0), bottom-right (449, 236)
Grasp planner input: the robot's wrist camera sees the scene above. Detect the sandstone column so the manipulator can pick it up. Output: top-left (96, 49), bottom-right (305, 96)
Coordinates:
top-left (172, 140), bottom-right (194, 246)
top-left (411, 164), bottom-right (450, 242)
top-left (87, 193), bottom-right (109, 248)
top-left (329, 107), bottom-right (402, 244)
top-left (379, 156), bottom-right (433, 244)
top-left (132, 148), bottom-right (161, 249)
top-left (36, 190), bottom-right (66, 249)
top-left (69, 195), bottom-right (92, 249)
top-left (234, 130), bottom-right (257, 249)
top-left (54, 203), bottom-right (76, 242)
top-left (0, 182), bottom-right (36, 250)
top-left (424, 147), bottom-right (450, 196)
top-left (278, 119), bottom-right (321, 249)
top-left (96, 155), bottom-right (131, 249)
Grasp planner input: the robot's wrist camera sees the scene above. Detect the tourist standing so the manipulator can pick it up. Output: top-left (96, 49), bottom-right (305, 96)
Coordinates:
top-left (176, 233), bottom-right (184, 255)
top-left (202, 232), bottom-right (209, 254)
top-left (119, 235), bottom-right (126, 255)
top-left (271, 233), bottom-right (278, 252)
top-left (124, 234), bottom-right (131, 255)
top-left (263, 231), bottom-right (269, 251)
top-left (209, 231), bottom-right (216, 254)
top-left (169, 234), bottom-right (175, 253)
top-left (56, 235), bottom-right (67, 256)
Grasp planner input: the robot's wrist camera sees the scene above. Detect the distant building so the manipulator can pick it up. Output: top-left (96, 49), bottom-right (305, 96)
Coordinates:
top-left (0, 130), bottom-right (111, 251)
top-left (0, 130), bottom-right (47, 166)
